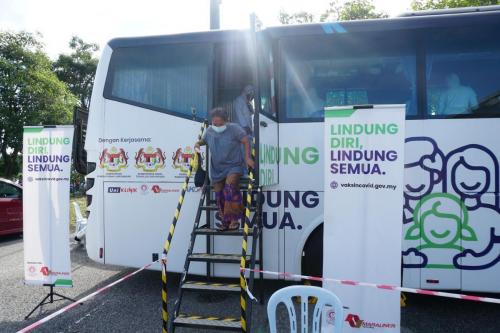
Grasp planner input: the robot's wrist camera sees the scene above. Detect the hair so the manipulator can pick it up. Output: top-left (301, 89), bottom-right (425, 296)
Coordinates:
top-left (210, 107), bottom-right (228, 121)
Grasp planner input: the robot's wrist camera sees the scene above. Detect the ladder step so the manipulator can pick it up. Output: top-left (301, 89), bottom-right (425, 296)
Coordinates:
top-left (209, 180), bottom-right (254, 188)
top-left (189, 253), bottom-right (252, 263)
top-left (174, 314), bottom-right (241, 331)
top-left (201, 205), bottom-right (256, 212)
top-left (194, 227), bottom-right (254, 236)
top-left (182, 280), bottom-right (240, 293)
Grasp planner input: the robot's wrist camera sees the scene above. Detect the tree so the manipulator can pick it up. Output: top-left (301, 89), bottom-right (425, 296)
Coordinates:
top-left (279, 10), bottom-right (315, 24)
top-left (280, 0), bottom-right (387, 25)
top-left (335, 0), bottom-right (388, 20)
top-left (0, 31), bottom-right (76, 178)
top-left (53, 36), bottom-right (99, 110)
top-left (411, 0), bottom-right (499, 10)
top-left (320, 0), bottom-right (388, 22)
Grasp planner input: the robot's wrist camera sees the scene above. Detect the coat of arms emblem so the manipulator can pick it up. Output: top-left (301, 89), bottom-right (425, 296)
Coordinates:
top-left (172, 146), bottom-right (195, 173)
top-left (135, 147), bottom-right (166, 172)
top-left (99, 147), bottom-right (129, 172)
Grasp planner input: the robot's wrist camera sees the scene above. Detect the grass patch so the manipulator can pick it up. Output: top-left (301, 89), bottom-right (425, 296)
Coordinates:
top-left (70, 195), bottom-right (87, 231)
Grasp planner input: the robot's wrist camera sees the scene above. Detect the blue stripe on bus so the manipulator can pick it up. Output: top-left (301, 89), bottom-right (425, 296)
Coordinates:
top-left (321, 23), bottom-right (347, 34)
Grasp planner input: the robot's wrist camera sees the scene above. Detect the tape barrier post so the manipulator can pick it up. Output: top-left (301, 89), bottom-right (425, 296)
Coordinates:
top-left (161, 121), bottom-right (207, 333)
top-left (241, 268), bottom-right (500, 305)
top-left (239, 136), bottom-right (257, 333)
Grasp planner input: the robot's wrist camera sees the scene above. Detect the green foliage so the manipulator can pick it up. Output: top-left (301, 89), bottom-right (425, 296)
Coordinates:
top-left (280, 0), bottom-right (387, 24)
top-left (279, 10), bottom-right (315, 24)
top-left (411, 0), bottom-right (499, 10)
top-left (0, 31), bottom-right (76, 178)
top-left (322, 0), bottom-right (388, 21)
top-left (53, 36), bottom-right (99, 110)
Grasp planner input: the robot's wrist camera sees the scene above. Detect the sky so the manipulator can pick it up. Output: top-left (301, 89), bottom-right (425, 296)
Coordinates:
top-left (0, 0), bottom-right (412, 59)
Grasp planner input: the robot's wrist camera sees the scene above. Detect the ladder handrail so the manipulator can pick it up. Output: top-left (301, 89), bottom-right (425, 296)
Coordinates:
top-left (161, 120), bottom-right (208, 333)
top-left (239, 136), bottom-right (259, 333)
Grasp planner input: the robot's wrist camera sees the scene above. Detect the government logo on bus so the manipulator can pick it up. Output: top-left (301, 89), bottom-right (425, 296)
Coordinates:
top-left (99, 147), bottom-right (129, 172)
top-left (135, 146), bottom-right (166, 172)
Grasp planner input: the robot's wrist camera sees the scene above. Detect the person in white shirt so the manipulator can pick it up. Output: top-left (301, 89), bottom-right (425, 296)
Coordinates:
top-left (438, 73), bottom-right (478, 115)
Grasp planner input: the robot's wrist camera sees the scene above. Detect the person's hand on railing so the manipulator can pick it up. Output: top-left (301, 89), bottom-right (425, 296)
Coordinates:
top-left (246, 157), bottom-right (255, 169)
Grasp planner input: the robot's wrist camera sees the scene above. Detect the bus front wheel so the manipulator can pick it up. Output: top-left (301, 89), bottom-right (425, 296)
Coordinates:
top-left (301, 224), bottom-right (323, 283)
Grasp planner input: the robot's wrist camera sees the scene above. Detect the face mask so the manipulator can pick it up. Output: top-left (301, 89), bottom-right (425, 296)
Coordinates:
top-left (212, 125), bottom-right (227, 133)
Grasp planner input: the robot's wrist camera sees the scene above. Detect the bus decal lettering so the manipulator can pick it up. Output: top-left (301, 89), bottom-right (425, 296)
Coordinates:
top-left (279, 212), bottom-right (296, 230)
top-left (302, 147), bottom-right (319, 165)
top-left (302, 191), bottom-right (320, 208)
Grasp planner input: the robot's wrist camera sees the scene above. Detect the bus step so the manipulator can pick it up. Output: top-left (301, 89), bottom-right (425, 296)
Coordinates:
top-left (200, 205), bottom-right (256, 212)
top-left (194, 227), bottom-right (254, 236)
top-left (188, 253), bottom-right (253, 264)
top-left (173, 314), bottom-right (241, 331)
top-left (182, 280), bottom-right (240, 293)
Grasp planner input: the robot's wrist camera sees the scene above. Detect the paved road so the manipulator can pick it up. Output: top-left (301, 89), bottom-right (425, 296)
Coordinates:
top-left (1, 234), bottom-right (499, 333)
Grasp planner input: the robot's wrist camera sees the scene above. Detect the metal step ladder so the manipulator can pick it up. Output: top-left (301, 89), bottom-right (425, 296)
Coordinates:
top-left (170, 179), bottom-right (263, 332)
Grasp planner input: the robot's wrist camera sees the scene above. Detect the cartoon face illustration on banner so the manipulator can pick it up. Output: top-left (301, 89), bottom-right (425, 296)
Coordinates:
top-left (404, 137), bottom-right (444, 201)
top-left (99, 147), bottom-right (128, 172)
top-left (402, 138), bottom-right (500, 272)
top-left (406, 193), bottom-right (477, 250)
top-left (405, 192), bottom-right (478, 268)
top-left (135, 147), bottom-right (166, 172)
top-left (445, 145), bottom-right (499, 212)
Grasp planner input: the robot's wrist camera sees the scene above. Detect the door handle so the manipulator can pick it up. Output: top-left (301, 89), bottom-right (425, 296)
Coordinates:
top-left (260, 121), bottom-right (268, 127)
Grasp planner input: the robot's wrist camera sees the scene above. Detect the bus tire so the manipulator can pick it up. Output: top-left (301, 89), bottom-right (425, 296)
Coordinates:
top-left (301, 224), bottom-right (323, 284)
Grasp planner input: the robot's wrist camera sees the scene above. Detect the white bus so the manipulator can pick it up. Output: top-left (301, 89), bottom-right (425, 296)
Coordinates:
top-left (81, 7), bottom-right (500, 292)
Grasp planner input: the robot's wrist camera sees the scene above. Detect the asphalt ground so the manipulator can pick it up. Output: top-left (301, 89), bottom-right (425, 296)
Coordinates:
top-left (1, 234), bottom-right (500, 333)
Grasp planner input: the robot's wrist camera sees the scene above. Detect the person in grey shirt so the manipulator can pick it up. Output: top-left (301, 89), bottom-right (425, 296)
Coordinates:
top-left (233, 85), bottom-right (255, 135)
top-left (195, 108), bottom-right (254, 231)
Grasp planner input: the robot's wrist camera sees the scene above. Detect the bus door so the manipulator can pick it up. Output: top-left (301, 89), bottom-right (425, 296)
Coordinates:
top-left (252, 16), bottom-right (282, 274)
top-left (254, 24), bottom-right (279, 187)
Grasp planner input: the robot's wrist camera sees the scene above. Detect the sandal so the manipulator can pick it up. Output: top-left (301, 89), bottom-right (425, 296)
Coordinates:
top-left (216, 221), bottom-right (229, 231)
top-left (227, 221), bottom-right (240, 231)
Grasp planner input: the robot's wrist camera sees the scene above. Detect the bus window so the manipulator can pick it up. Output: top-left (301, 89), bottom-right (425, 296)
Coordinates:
top-left (280, 33), bottom-right (417, 122)
top-left (105, 43), bottom-right (211, 119)
top-left (425, 26), bottom-right (500, 118)
top-left (257, 36), bottom-right (275, 119)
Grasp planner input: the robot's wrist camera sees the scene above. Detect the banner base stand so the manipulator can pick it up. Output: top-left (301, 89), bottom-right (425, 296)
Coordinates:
top-left (24, 284), bottom-right (81, 320)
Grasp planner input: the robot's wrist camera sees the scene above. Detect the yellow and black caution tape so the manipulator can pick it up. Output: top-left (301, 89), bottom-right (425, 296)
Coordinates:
top-left (177, 314), bottom-right (240, 322)
top-left (188, 281), bottom-right (239, 288)
top-left (239, 137), bottom-right (256, 333)
top-left (161, 121), bottom-right (207, 333)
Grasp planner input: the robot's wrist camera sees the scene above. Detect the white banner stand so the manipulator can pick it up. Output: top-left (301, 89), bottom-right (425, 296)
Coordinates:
top-left (322, 105), bottom-right (406, 332)
top-left (22, 125), bottom-right (80, 319)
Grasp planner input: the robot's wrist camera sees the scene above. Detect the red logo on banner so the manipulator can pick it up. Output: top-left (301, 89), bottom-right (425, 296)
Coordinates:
top-left (345, 314), bottom-right (364, 328)
top-left (345, 313), bottom-right (397, 329)
top-left (40, 266), bottom-right (49, 276)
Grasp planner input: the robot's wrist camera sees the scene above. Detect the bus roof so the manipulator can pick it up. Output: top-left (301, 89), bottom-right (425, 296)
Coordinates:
top-left (108, 29), bottom-right (250, 49)
top-left (398, 4), bottom-right (500, 17)
top-left (108, 8), bottom-right (500, 50)
top-left (265, 8), bottom-right (500, 38)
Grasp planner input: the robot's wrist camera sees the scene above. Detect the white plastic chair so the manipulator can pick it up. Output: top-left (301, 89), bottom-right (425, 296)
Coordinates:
top-left (267, 285), bottom-right (343, 333)
top-left (72, 201), bottom-right (87, 242)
